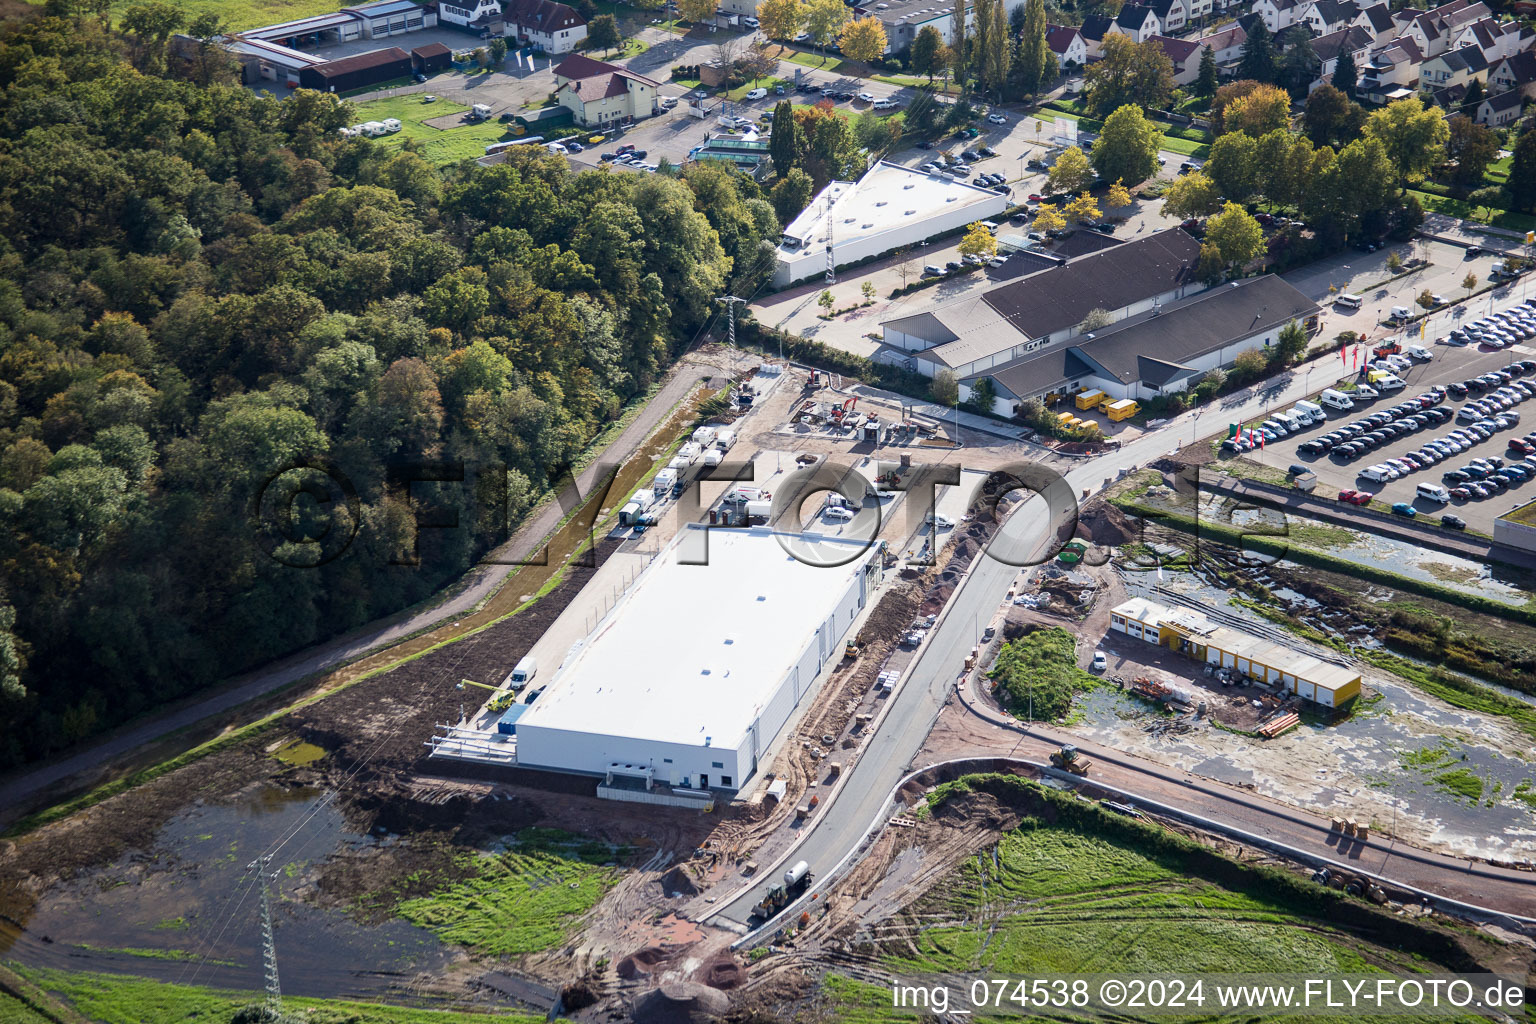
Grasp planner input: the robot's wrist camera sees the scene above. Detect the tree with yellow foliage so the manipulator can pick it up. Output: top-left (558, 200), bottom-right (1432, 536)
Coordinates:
top-left (1105, 178), bottom-right (1132, 211)
top-left (958, 222), bottom-right (998, 258)
top-left (678, 0), bottom-right (719, 25)
top-left (756, 0), bottom-right (805, 42)
top-left (1064, 191), bottom-right (1101, 223)
top-left (839, 16), bottom-right (887, 63)
top-left (1031, 203), bottom-right (1067, 233)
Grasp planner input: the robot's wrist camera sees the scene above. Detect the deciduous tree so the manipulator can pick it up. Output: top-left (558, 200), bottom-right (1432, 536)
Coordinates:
top-left (678, 0), bottom-right (719, 25)
top-left (1032, 203), bottom-right (1068, 232)
top-left (958, 222), bottom-right (999, 256)
top-left (1221, 81), bottom-right (1291, 136)
top-left (587, 14), bottom-right (621, 49)
top-left (1105, 178), bottom-right (1133, 210)
top-left (1162, 170), bottom-right (1222, 219)
top-left (1047, 145), bottom-right (1093, 193)
top-left (1508, 127), bottom-right (1536, 213)
top-left (1064, 191), bottom-right (1101, 223)
top-left (1084, 35), bottom-right (1174, 116)
top-left (1206, 130), bottom-right (1260, 202)
top-left (1203, 201), bottom-right (1265, 274)
top-left (757, 0), bottom-right (805, 40)
top-left (840, 16), bottom-right (887, 62)
top-left (805, 0), bottom-right (851, 55)
top-left (1014, 0), bottom-right (1052, 95)
top-left (1364, 95), bottom-right (1449, 188)
top-left (1444, 114), bottom-right (1498, 196)
top-left (1091, 103), bottom-right (1160, 185)
top-left (910, 24), bottom-right (944, 80)
top-left (1302, 83), bottom-right (1362, 148)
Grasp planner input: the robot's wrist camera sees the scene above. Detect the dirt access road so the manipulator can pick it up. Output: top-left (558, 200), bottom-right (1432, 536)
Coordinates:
top-left (0, 352), bottom-right (745, 826)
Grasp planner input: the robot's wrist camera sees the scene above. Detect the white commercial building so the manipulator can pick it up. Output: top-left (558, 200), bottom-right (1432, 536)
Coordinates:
top-left (772, 161), bottom-right (1008, 289)
top-left (513, 525), bottom-right (881, 793)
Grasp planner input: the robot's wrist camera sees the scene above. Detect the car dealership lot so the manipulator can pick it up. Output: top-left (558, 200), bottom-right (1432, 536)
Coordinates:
top-left (1225, 296), bottom-right (1536, 535)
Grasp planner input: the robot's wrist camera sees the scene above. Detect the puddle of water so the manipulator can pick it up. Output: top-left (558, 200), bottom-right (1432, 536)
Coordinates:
top-left (0, 785), bottom-right (455, 1001)
top-left (273, 740), bottom-right (327, 766)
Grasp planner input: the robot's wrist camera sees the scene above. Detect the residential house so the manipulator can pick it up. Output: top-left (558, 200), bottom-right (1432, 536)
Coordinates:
top-left (1109, 4), bottom-right (1163, 42)
top-left (1357, 37), bottom-right (1425, 103)
top-left (1309, 25), bottom-right (1373, 87)
top-left (1045, 24), bottom-right (1088, 68)
top-left (1301, 0), bottom-right (1354, 37)
top-left (1455, 17), bottom-right (1531, 63)
top-left (1151, 34), bottom-right (1204, 83)
top-left (1418, 44), bottom-right (1488, 92)
top-left (1352, 3), bottom-right (1395, 43)
top-left (1196, 21), bottom-right (1246, 64)
top-left (1146, 0), bottom-right (1188, 33)
top-left (1490, 51), bottom-right (1536, 99)
top-left (500, 0), bottom-right (586, 52)
top-left (1185, 0), bottom-right (1214, 24)
top-left (437, 0), bottom-right (503, 33)
top-left (1253, 0), bottom-right (1307, 34)
top-left (1078, 15), bottom-right (1115, 57)
top-left (551, 53), bottom-right (660, 126)
top-left (1398, 0), bottom-right (1490, 59)
top-left (1477, 88), bottom-right (1526, 124)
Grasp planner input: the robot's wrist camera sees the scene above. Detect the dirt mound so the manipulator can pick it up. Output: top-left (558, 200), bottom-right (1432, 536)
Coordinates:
top-left (632, 981), bottom-right (731, 1024)
top-left (661, 865), bottom-right (700, 897)
top-left (1079, 499), bottom-right (1138, 546)
top-left (561, 976), bottom-right (601, 1011)
top-left (618, 945), bottom-right (675, 980)
top-left (694, 952), bottom-right (746, 990)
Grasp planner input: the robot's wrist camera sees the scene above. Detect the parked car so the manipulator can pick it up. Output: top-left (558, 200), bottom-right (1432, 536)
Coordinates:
top-left (1391, 502), bottom-right (1418, 517)
top-left (1440, 514), bottom-right (1466, 530)
top-left (987, 113), bottom-right (1007, 124)
top-left (744, 88), bottom-right (768, 100)
top-left (1337, 489), bottom-right (1373, 505)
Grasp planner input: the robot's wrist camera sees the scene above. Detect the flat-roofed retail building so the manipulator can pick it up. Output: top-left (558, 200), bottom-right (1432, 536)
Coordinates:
top-left (513, 525), bottom-right (881, 792)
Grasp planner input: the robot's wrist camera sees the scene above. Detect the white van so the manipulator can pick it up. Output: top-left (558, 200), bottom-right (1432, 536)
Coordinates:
top-left (1295, 399), bottom-right (1325, 423)
top-left (1320, 388), bottom-right (1354, 411)
top-left (507, 656), bottom-right (537, 690)
top-left (1359, 465), bottom-right (1392, 483)
top-left (1335, 293), bottom-right (1363, 310)
top-left (1374, 373), bottom-right (1407, 390)
top-left (1416, 482), bottom-right (1451, 503)
top-left (1389, 305), bottom-right (1412, 321)
top-left (1405, 344), bottom-right (1433, 361)
top-left (1272, 410), bottom-right (1302, 433)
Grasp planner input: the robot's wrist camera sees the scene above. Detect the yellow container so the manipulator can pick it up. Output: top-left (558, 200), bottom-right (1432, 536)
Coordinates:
top-left (1075, 389), bottom-right (1108, 411)
top-left (1105, 399), bottom-right (1139, 421)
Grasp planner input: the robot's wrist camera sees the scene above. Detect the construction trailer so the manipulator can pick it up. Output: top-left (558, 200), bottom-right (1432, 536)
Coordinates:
top-left (1109, 597), bottom-right (1361, 708)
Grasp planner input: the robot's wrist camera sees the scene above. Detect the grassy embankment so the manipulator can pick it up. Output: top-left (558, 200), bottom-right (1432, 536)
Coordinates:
top-left (365, 828), bottom-right (628, 957)
top-left (819, 774), bottom-right (1496, 1023)
top-left (347, 95), bottom-right (513, 165)
top-left (987, 626), bottom-right (1102, 722)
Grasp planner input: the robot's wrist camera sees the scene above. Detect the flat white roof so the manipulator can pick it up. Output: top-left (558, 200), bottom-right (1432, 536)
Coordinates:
top-left (779, 160), bottom-right (1005, 255)
top-left (516, 525), bottom-right (873, 749)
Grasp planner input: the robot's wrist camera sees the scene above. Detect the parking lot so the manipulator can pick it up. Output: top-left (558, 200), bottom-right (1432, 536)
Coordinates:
top-left (1220, 293), bottom-right (1536, 533)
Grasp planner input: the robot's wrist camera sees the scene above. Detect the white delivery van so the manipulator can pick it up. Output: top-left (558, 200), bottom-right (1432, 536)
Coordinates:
top-left (1272, 411), bottom-right (1302, 433)
top-left (1416, 482), bottom-right (1451, 503)
top-left (1390, 305), bottom-right (1412, 320)
top-left (1374, 373), bottom-right (1406, 390)
top-left (1335, 293), bottom-right (1363, 310)
top-left (1359, 465), bottom-right (1392, 483)
top-left (1405, 344), bottom-right (1432, 361)
top-left (1294, 399), bottom-right (1325, 423)
top-left (507, 656), bottom-right (537, 690)
top-left (1320, 389), bottom-right (1354, 411)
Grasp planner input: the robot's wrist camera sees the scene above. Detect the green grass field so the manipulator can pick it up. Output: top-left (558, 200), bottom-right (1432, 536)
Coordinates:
top-left (1410, 188), bottom-right (1536, 232)
top-left (348, 94), bottom-right (515, 164)
top-left (9, 966), bottom-right (545, 1024)
top-left (382, 829), bottom-right (626, 957)
top-left (0, 989), bottom-right (53, 1024)
top-left (87, 0), bottom-right (343, 33)
top-left (818, 779), bottom-right (1496, 1023)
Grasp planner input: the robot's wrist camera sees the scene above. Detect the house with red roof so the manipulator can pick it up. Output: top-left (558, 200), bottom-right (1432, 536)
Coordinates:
top-left (552, 53), bottom-right (662, 126)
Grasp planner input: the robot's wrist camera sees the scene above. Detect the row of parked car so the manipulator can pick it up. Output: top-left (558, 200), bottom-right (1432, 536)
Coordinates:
top-left (1446, 298), bottom-right (1536, 347)
top-left (1303, 390), bottom-right (1452, 465)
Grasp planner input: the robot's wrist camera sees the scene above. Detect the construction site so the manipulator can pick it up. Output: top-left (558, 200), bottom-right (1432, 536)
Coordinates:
top-left (5, 355), bottom-right (1536, 1024)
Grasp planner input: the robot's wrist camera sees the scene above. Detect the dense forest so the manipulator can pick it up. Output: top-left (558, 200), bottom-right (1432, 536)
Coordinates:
top-left (0, 1), bottom-right (782, 768)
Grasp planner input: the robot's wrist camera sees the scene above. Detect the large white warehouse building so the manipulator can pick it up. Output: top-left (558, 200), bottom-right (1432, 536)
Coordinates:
top-left (772, 161), bottom-right (1008, 289)
top-left (512, 525), bottom-right (880, 793)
